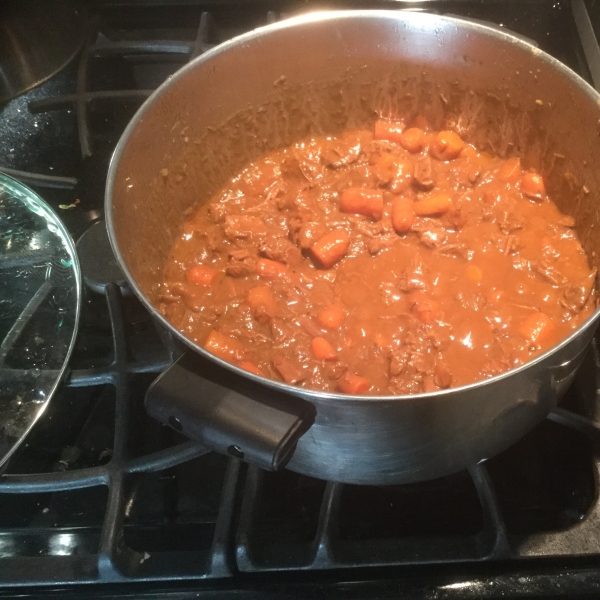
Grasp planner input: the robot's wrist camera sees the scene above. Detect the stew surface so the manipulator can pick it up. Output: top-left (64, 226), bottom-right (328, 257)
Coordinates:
top-left (159, 120), bottom-right (597, 395)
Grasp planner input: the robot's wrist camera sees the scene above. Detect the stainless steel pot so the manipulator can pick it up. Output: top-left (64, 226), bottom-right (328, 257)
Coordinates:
top-left (106, 11), bottom-right (600, 485)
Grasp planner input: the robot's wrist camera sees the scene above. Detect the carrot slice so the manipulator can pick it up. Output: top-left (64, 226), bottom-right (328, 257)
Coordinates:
top-left (408, 291), bottom-right (441, 325)
top-left (399, 127), bottom-right (426, 153)
top-left (497, 156), bottom-right (522, 184)
top-left (317, 303), bottom-right (346, 329)
top-left (338, 372), bottom-right (370, 395)
top-left (272, 355), bottom-right (306, 384)
top-left (414, 193), bottom-right (453, 216)
top-left (311, 229), bottom-right (350, 268)
top-left (310, 337), bottom-right (338, 361)
top-left (430, 130), bottom-right (464, 161)
top-left (340, 187), bottom-right (384, 220)
top-left (204, 330), bottom-right (246, 362)
top-left (239, 361), bottom-right (265, 376)
top-left (521, 172), bottom-right (546, 200)
top-left (391, 197), bottom-right (415, 234)
top-left (186, 265), bottom-right (218, 286)
top-left (247, 285), bottom-right (278, 316)
top-left (374, 120), bottom-right (404, 143)
top-left (256, 258), bottom-right (289, 279)
top-left (519, 312), bottom-right (554, 343)
top-left (465, 265), bottom-right (483, 283)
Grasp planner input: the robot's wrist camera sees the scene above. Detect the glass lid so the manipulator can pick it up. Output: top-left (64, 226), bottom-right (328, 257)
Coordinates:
top-left (0, 173), bottom-right (81, 467)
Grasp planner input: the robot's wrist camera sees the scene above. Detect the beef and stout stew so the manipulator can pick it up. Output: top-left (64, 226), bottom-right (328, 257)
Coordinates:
top-left (159, 119), bottom-right (597, 395)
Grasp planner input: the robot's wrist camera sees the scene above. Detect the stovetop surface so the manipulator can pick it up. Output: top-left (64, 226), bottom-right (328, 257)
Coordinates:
top-left (1, 1), bottom-right (600, 598)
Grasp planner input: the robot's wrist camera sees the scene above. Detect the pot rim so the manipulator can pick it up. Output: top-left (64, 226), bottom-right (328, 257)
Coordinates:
top-left (105, 9), bottom-right (600, 404)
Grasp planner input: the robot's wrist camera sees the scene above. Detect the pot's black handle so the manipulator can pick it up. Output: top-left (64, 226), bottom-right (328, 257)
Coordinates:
top-left (145, 352), bottom-right (316, 470)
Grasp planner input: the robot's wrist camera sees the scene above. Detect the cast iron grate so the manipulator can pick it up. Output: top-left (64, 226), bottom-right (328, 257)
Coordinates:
top-left (0, 0), bottom-right (599, 589)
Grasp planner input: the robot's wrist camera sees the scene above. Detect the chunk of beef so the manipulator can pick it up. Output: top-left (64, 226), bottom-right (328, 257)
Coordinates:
top-left (417, 227), bottom-right (447, 249)
top-left (534, 261), bottom-right (568, 286)
top-left (207, 202), bottom-right (227, 223)
top-left (367, 235), bottom-right (395, 255)
top-left (224, 215), bottom-right (267, 240)
top-left (413, 156), bottom-right (435, 189)
top-left (321, 135), bottom-right (362, 169)
top-left (294, 222), bottom-right (327, 250)
top-left (272, 355), bottom-right (306, 384)
top-left (498, 211), bottom-right (525, 234)
top-left (226, 258), bottom-right (256, 277)
top-left (433, 361), bottom-right (453, 388)
top-left (561, 269), bottom-right (597, 313)
top-left (260, 237), bottom-right (302, 266)
top-left (441, 207), bottom-right (466, 231)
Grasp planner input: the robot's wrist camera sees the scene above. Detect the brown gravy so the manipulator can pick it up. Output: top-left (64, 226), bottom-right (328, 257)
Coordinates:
top-left (159, 121), bottom-right (597, 395)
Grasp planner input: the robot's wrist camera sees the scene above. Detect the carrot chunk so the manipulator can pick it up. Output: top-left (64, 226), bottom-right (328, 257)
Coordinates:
top-left (399, 127), bottom-right (426, 153)
top-left (430, 130), bottom-right (464, 161)
top-left (374, 120), bottom-right (404, 143)
top-left (370, 152), bottom-right (395, 170)
top-left (204, 330), bottom-right (246, 362)
top-left (272, 355), bottom-right (306, 384)
top-left (310, 337), bottom-right (338, 361)
top-left (414, 193), bottom-right (453, 216)
top-left (317, 303), bottom-right (346, 329)
top-left (519, 312), bottom-right (554, 343)
top-left (311, 229), bottom-right (350, 268)
top-left (186, 265), bottom-right (218, 286)
top-left (521, 172), bottom-right (546, 200)
top-left (340, 187), bottom-right (384, 220)
top-left (465, 265), bottom-right (483, 284)
top-left (338, 372), bottom-right (370, 395)
top-left (256, 258), bottom-right (289, 279)
top-left (391, 197), bottom-right (415, 234)
top-left (497, 156), bottom-right (522, 184)
top-left (247, 285), bottom-right (278, 316)
top-left (408, 291), bottom-right (441, 325)
top-left (239, 361), bottom-right (265, 376)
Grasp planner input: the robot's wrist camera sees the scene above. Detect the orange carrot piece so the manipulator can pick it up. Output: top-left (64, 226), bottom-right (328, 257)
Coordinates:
top-left (311, 229), bottom-right (350, 268)
top-left (521, 172), bottom-right (546, 200)
top-left (204, 330), bottom-right (246, 362)
top-left (391, 197), bottom-right (415, 234)
top-left (518, 312), bottom-right (554, 343)
top-left (317, 303), bottom-right (346, 329)
top-left (374, 120), bottom-right (404, 143)
top-left (272, 355), bottom-right (306, 384)
top-left (239, 361), bottom-right (265, 376)
top-left (370, 152), bottom-right (395, 169)
top-left (256, 258), bottom-right (289, 279)
top-left (399, 127), bottom-right (426, 153)
top-left (413, 193), bottom-right (453, 216)
top-left (465, 265), bottom-right (483, 283)
top-left (340, 187), bottom-right (384, 221)
top-left (186, 265), bottom-right (218, 286)
top-left (408, 291), bottom-right (441, 325)
top-left (497, 156), bottom-right (522, 184)
top-left (247, 285), bottom-right (278, 315)
top-left (430, 130), bottom-right (464, 161)
top-left (338, 372), bottom-right (370, 395)
top-left (310, 337), bottom-right (338, 361)
top-left (374, 332), bottom-right (391, 349)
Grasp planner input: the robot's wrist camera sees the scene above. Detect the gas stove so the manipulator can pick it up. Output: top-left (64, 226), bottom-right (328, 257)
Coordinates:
top-left (1, 1), bottom-right (600, 598)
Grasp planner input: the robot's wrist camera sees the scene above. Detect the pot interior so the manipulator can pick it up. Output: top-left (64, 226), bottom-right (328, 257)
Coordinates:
top-left (109, 11), bottom-right (600, 311)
